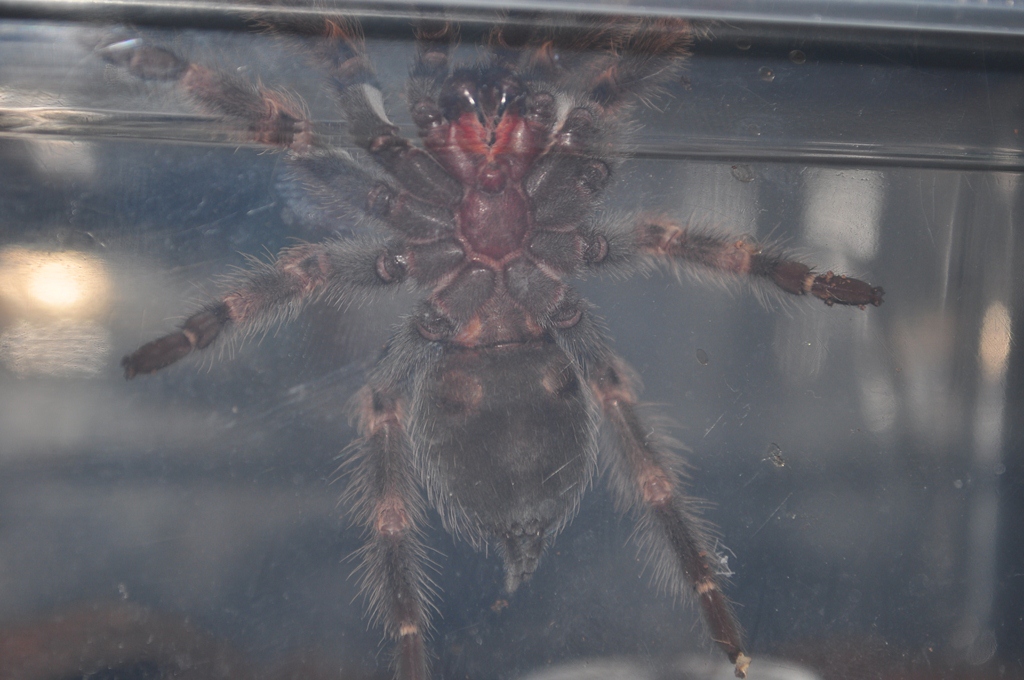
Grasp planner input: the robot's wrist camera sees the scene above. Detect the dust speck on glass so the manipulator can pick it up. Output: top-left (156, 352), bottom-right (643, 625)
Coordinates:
top-left (0, 2), bottom-right (1021, 680)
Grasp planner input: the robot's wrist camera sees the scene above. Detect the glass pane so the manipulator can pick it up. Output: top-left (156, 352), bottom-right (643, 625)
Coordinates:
top-left (1, 4), bottom-right (1020, 680)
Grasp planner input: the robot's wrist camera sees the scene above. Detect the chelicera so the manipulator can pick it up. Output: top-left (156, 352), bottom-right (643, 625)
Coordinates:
top-left (108, 11), bottom-right (883, 680)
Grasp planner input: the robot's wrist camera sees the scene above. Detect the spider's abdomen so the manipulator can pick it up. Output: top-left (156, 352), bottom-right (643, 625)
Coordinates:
top-left (414, 341), bottom-right (598, 592)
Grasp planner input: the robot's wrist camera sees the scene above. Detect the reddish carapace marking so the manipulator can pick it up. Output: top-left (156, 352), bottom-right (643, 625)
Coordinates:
top-left (428, 108), bottom-right (546, 262)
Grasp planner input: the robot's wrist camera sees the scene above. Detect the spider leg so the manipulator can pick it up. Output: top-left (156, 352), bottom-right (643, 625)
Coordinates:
top-left (261, 11), bottom-right (462, 205)
top-left (404, 17), bottom-right (463, 178)
top-left (546, 308), bottom-right (750, 679)
top-left (121, 236), bottom-right (406, 378)
top-left (486, 15), bottom-right (540, 70)
top-left (288, 149), bottom-right (457, 240)
top-left (581, 17), bottom-right (697, 111)
top-left (486, 16), bottom-right (619, 83)
top-left (102, 32), bottom-right (459, 240)
top-left (484, 13), bottom-right (614, 75)
top-left (347, 390), bottom-right (431, 680)
top-left (341, 80), bottom-right (462, 208)
top-left (525, 105), bottom-right (612, 230)
top-left (409, 18), bottom-right (457, 100)
top-left (593, 357), bottom-right (750, 678)
top-left (98, 37), bottom-right (316, 150)
top-left (493, 16), bottom-right (696, 112)
top-left (100, 37), bottom-right (459, 239)
top-left (344, 322), bottom-right (442, 680)
top-left (590, 216), bottom-right (885, 307)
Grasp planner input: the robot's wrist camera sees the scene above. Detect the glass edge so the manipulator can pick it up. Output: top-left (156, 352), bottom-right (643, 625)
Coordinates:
top-left (0, 0), bottom-right (1023, 42)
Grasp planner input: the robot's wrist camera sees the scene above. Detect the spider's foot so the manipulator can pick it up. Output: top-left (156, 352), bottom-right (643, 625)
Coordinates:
top-left (733, 652), bottom-right (751, 678)
top-left (123, 305), bottom-right (229, 378)
top-left (122, 333), bottom-right (193, 379)
top-left (810, 271), bottom-right (884, 308)
top-left (98, 38), bottom-right (188, 80)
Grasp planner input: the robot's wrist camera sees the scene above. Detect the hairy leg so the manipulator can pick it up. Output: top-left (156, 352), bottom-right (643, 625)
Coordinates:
top-left (591, 215), bottom-right (885, 307)
top-left (261, 11), bottom-right (462, 204)
top-left (547, 309), bottom-right (750, 678)
top-left (342, 321), bottom-right (446, 680)
top-left (491, 15), bottom-right (696, 111)
top-left (98, 37), bottom-right (316, 149)
top-left (97, 36), bottom-right (458, 233)
top-left (122, 236), bottom-right (404, 377)
top-left (345, 383), bottom-right (433, 680)
top-left (592, 355), bottom-right (750, 678)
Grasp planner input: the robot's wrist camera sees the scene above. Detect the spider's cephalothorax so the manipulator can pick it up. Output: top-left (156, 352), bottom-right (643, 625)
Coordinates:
top-left (111, 12), bottom-right (884, 680)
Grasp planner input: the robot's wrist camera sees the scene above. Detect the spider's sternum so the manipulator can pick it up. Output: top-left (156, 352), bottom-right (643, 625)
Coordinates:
top-left (426, 101), bottom-right (547, 264)
top-left (456, 182), bottom-right (530, 261)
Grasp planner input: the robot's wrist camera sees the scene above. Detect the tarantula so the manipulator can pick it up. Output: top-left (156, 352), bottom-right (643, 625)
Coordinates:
top-left (108, 10), bottom-right (883, 680)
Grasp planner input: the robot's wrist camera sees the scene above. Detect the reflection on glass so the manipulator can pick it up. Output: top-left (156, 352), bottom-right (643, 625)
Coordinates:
top-left (0, 247), bottom-right (112, 376)
top-left (978, 301), bottom-right (1011, 382)
top-left (957, 300), bottom-right (1013, 665)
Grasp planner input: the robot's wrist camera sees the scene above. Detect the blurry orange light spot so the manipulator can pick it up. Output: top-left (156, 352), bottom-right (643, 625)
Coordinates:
top-left (0, 247), bottom-right (111, 318)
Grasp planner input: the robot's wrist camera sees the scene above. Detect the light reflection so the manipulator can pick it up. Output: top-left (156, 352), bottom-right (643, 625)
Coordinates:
top-left (955, 299), bottom-right (1013, 665)
top-left (0, 247), bottom-right (111, 318)
top-left (894, 313), bottom-right (957, 449)
top-left (0, 247), bottom-right (113, 376)
top-left (978, 301), bottom-right (1011, 382)
top-left (803, 168), bottom-right (883, 267)
top-left (860, 372), bottom-right (897, 434)
top-left (28, 140), bottom-right (96, 184)
top-left (0, 319), bottom-right (112, 377)
top-left (28, 259), bottom-right (87, 309)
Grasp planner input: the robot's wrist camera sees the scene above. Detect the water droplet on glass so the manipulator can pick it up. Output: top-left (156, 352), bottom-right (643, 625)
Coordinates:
top-left (696, 348), bottom-right (709, 365)
top-left (736, 39), bottom-right (752, 51)
top-left (789, 49), bottom-right (806, 65)
top-left (758, 66), bottom-right (775, 82)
